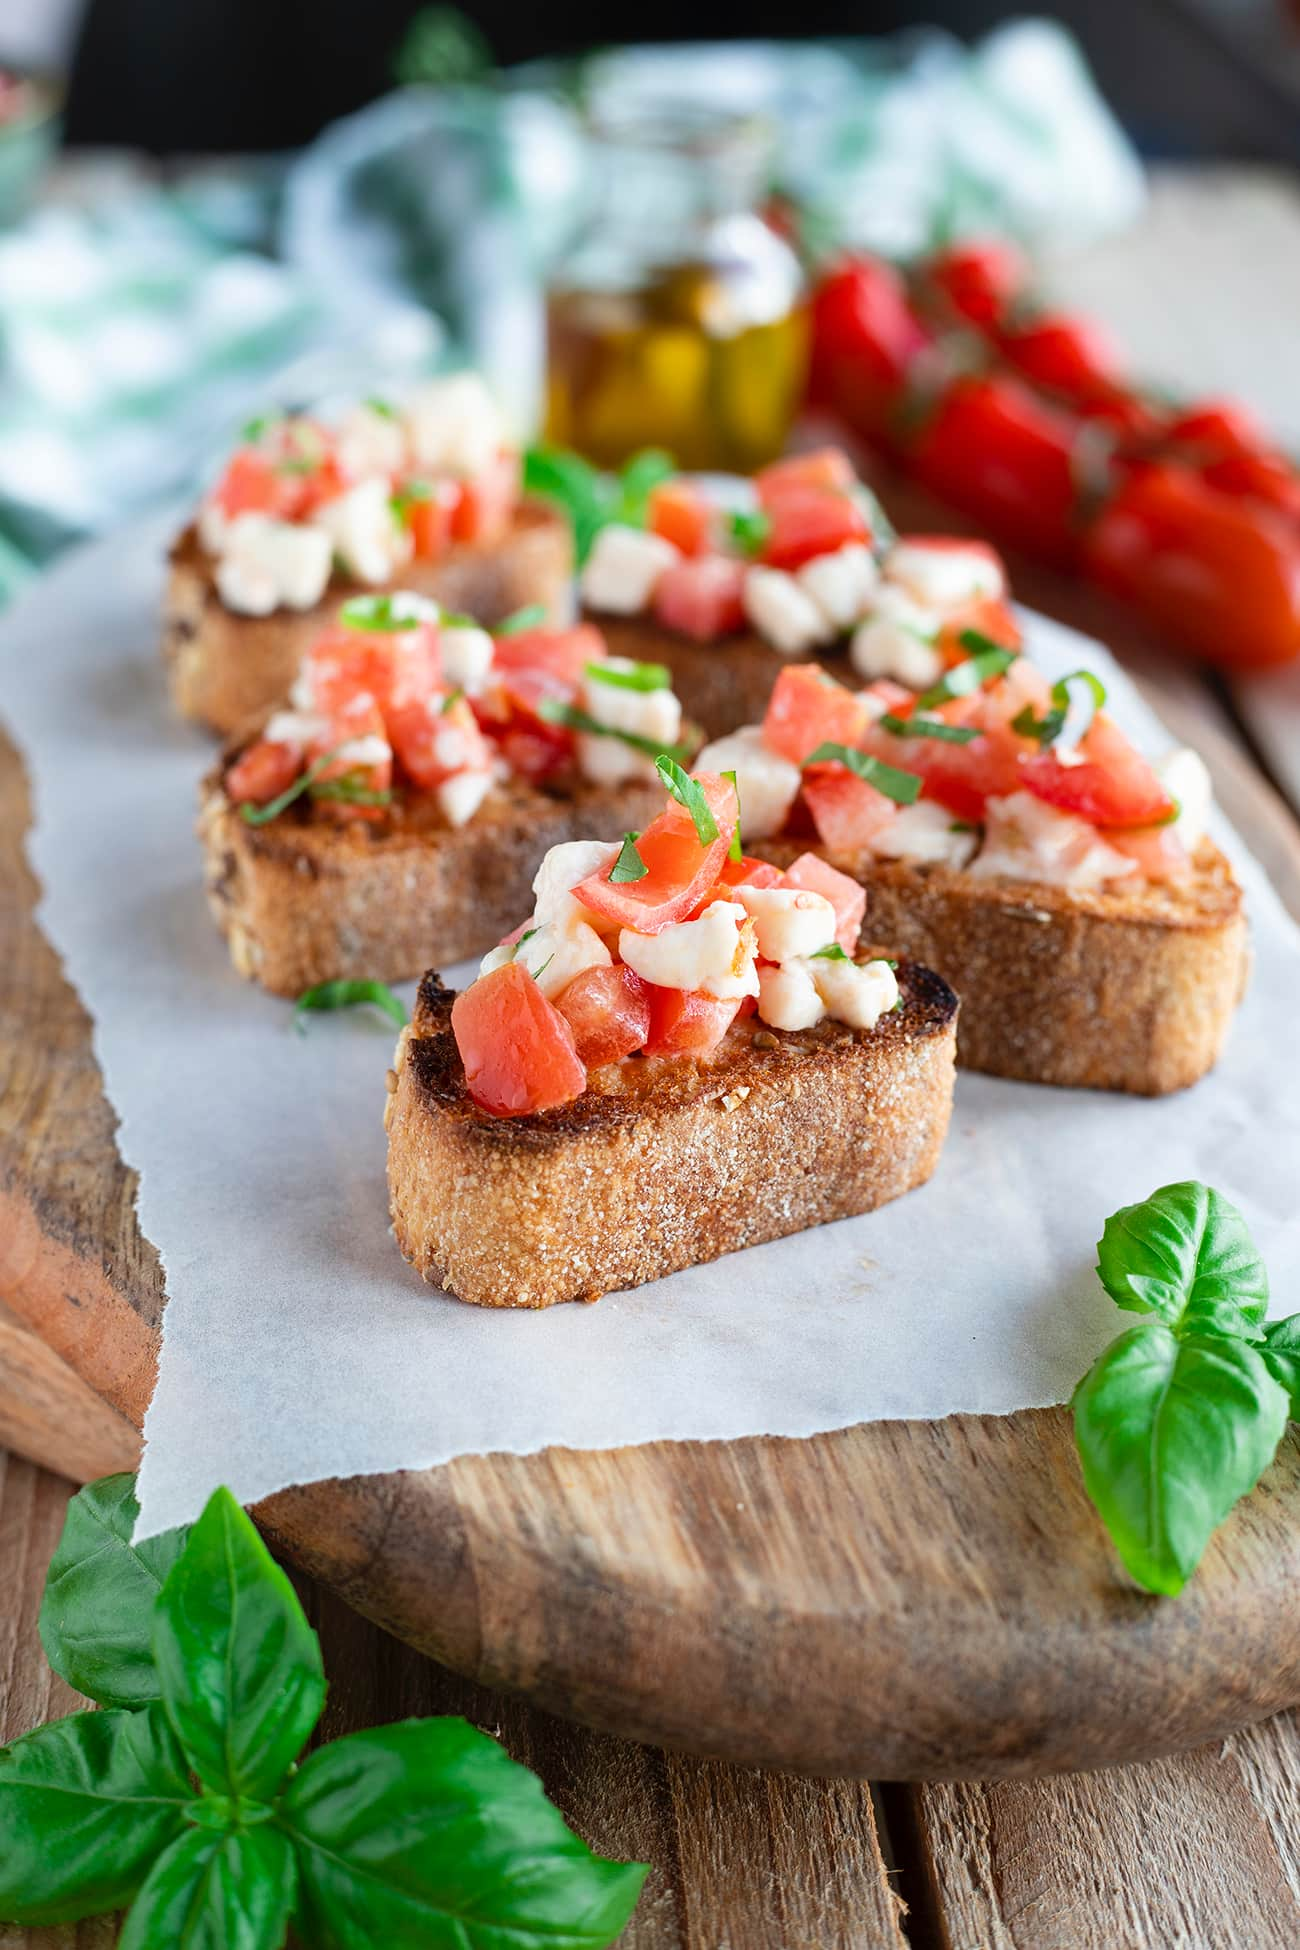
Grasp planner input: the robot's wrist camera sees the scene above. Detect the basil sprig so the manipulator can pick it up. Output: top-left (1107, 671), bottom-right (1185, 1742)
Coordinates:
top-left (539, 698), bottom-right (692, 766)
top-left (523, 445), bottom-right (675, 565)
top-left (2, 1478), bottom-right (646, 1943)
top-left (810, 942), bottom-right (849, 960)
top-left (917, 634), bottom-right (1018, 708)
top-left (1074, 1182), bottom-right (1299, 1595)
top-left (293, 980), bottom-right (408, 1034)
top-left (656, 756), bottom-right (720, 844)
top-left (729, 508), bottom-right (771, 556)
top-left (879, 712), bottom-right (979, 746)
top-left (1011, 668), bottom-right (1107, 749)
top-left (584, 658), bottom-right (671, 694)
top-left (610, 833), bottom-right (648, 883)
top-left (801, 743), bottom-right (922, 805)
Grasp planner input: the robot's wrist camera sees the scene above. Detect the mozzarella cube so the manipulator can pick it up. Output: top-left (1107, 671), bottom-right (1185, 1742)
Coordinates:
top-left (312, 479), bottom-right (412, 585)
top-left (262, 708), bottom-right (332, 750)
top-left (849, 585), bottom-right (944, 688)
top-left (743, 566), bottom-right (834, 656)
top-left (439, 624), bottom-right (495, 697)
top-left (796, 544), bottom-right (880, 634)
top-left (336, 401), bottom-right (407, 480)
top-left (810, 955), bottom-right (899, 1029)
top-left (970, 790), bottom-right (1138, 889)
top-left (870, 800), bottom-right (979, 869)
top-left (1158, 747), bottom-right (1212, 852)
top-left (619, 901), bottom-right (758, 1001)
top-left (532, 840), bottom-right (619, 932)
top-left (436, 768), bottom-right (494, 829)
top-left (731, 884), bottom-right (837, 962)
top-left (387, 591), bottom-right (441, 626)
top-left (404, 373), bottom-right (509, 477)
top-left (514, 917), bottom-right (612, 1000)
top-left (576, 661), bottom-right (683, 787)
top-left (757, 960), bottom-right (826, 1032)
top-left (479, 931), bottom-right (528, 978)
top-left (694, 725), bottom-right (800, 840)
top-left (214, 515), bottom-right (333, 616)
top-left (884, 541), bottom-right (1004, 609)
top-left (580, 525), bottom-right (680, 614)
top-left (332, 733), bottom-right (392, 768)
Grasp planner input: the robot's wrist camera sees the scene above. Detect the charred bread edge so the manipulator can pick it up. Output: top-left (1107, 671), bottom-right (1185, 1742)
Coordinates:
top-left (198, 765), bottom-right (666, 998)
top-left (384, 964), bottom-right (958, 1310)
top-left (165, 501), bottom-right (573, 737)
top-left (752, 838), bottom-right (1248, 1096)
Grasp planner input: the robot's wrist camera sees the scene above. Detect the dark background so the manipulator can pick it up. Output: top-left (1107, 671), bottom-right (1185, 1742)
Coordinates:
top-left (58, 0), bottom-right (1300, 163)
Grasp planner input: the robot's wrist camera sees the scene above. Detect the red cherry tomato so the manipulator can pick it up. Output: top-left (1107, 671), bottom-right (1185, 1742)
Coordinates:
top-left (807, 258), bottom-right (931, 440)
top-left (1083, 464), bottom-right (1300, 671)
top-left (553, 964), bottom-right (652, 1067)
top-left (923, 240), bottom-right (1025, 330)
top-left (1200, 453), bottom-right (1300, 527)
top-left (449, 450), bottom-right (518, 544)
top-left (642, 986), bottom-right (742, 1059)
top-left (781, 853), bottom-right (866, 952)
top-left (575, 774), bottom-right (738, 935)
top-left (1019, 714), bottom-right (1175, 828)
top-left (648, 479), bottom-right (714, 556)
top-left (653, 554), bottom-right (746, 640)
top-left (759, 486), bottom-right (871, 571)
top-left (761, 664), bottom-right (872, 766)
top-left (1163, 400), bottom-right (1263, 462)
top-left (996, 312), bottom-right (1122, 407)
top-left (225, 739), bottom-right (302, 805)
top-left (908, 375), bottom-right (1083, 567)
top-left (452, 962), bottom-right (587, 1117)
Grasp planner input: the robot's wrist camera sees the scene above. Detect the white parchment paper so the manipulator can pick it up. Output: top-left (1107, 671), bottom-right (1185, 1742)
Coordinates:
top-left (4, 515), bottom-right (1299, 1538)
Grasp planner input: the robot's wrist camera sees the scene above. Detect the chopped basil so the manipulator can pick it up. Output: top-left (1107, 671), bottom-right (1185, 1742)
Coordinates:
top-left (879, 712), bottom-right (980, 746)
top-left (240, 411), bottom-right (282, 444)
top-left (511, 927), bottom-right (539, 956)
top-left (522, 447), bottom-right (609, 565)
top-left (917, 637), bottom-right (1018, 708)
top-left (584, 659), bottom-right (671, 694)
top-left (610, 834), bottom-right (648, 883)
top-left (538, 698), bottom-right (692, 765)
top-left (722, 769), bottom-right (743, 861)
top-left (610, 448), bottom-right (676, 527)
top-left (729, 509), bottom-right (771, 557)
top-left (1012, 668), bottom-right (1107, 750)
top-left (655, 756), bottom-right (720, 844)
top-left (494, 604), bottom-right (548, 637)
top-left (391, 478), bottom-right (434, 515)
top-left (810, 942), bottom-right (850, 960)
top-left (365, 395), bottom-right (398, 418)
top-left (293, 979), bottom-right (407, 1033)
top-left (949, 819), bottom-right (980, 834)
top-left (529, 953), bottom-right (556, 983)
top-left (310, 771), bottom-right (393, 809)
top-left (237, 747), bottom-right (347, 825)
top-left (440, 688), bottom-right (465, 714)
top-left (339, 593), bottom-right (424, 634)
top-left (439, 611), bottom-right (478, 629)
top-left (800, 743), bottom-right (922, 805)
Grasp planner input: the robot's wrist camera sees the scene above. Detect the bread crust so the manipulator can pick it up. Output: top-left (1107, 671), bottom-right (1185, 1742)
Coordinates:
top-left (199, 770), bottom-right (666, 998)
top-left (385, 965), bottom-right (958, 1309)
top-left (165, 503), bottom-right (573, 736)
top-left (753, 837), bottom-right (1248, 1095)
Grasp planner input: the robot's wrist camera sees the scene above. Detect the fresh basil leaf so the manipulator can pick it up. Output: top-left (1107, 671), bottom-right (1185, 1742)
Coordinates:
top-left (38, 1475), bottom-right (189, 1710)
top-left (365, 395), bottom-right (397, 419)
top-left (917, 638), bottom-right (1017, 708)
top-left (879, 712), bottom-right (979, 745)
top-left (801, 743), bottom-right (922, 805)
top-left (240, 413), bottom-right (281, 445)
top-left (655, 756), bottom-right (720, 844)
top-left (283, 1718), bottom-right (646, 1950)
top-left (721, 769), bottom-right (743, 860)
top-left (1261, 1316), bottom-right (1300, 1418)
top-left (152, 1487), bottom-right (324, 1800)
top-left (0, 1704), bottom-right (190, 1926)
top-left (610, 448), bottom-right (675, 527)
top-left (1073, 1323), bottom-right (1288, 1595)
top-left (1096, 1181), bottom-right (1270, 1337)
top-left (583, 658), bottom-right (671, 694)
top-left (440, 686), bottom-right (465, 714)
top-left (729, 508), bottom-right (771, 556)
top-left (810, 943), bottom-right (849, 960)
top-left (610, 834), bottom-right (648, 884)
top-left (338, 594), bottom-right (425, 634)
top-left (539, 697), bottom-right (692, 765)
top-left (1011, 702), bottom-right (1065, 746)
top-left (118, 1825), bottom-right (295, 1950)
top-left (1012, 670), bottom-right (1105, 750)
top-left (294, 980), bottom-right (407, 1035)
top-left (308, 773), bottom-right (393, 809)
top-left (522, 447), bottom-right (610, 566)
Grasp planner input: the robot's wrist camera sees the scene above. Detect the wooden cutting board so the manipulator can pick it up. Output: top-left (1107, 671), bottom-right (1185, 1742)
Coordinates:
top-left (6, 551), bottom-right (1300, 1782)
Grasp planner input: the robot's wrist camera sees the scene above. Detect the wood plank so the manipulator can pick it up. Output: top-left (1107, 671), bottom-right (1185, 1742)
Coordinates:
top-left (0, 1456), bottom-right (906, 1950)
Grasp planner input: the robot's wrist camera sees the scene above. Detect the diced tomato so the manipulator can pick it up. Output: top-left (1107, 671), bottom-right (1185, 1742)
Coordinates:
top-left (1107, 825), bottom-right (1192, 882)
top-left (575, 773), bottom-right (739, 935)
top-left (302, 622), bottom-right (439, 717)
top-left (303, 697), bottom-right (392, 823)
top-left (717, 854), bottom-right (784, 890)
top-left (387, 693), bottom-right (494, 793)
top-left (215, 420), bottom-right (346, 521)
top-left (936, 595), bottom-right (1022, 666)
top-left (755, 448), bottom-right (858, 503)
top-left (491, 624), bottom-right (602, 688)
top-left (807, 258), bottom-right (931, 440)
top-left (781, 853), bottom-right (866, 952)
top-left (923, 240), bottom-right (1024, 330)
top-left (400, 480), bottom-right (461, 559)
top-left (908, 375), bottom-right (1082, 567)
top-left (553, 964), bottom-right (652, 1067)
top-left (996, 313), bottom-right (1123, 408)
top-left (450, 450), bottom-right (518, 545)
top-left (213, 449), bottom-right (290, 521)
top-left (762, 664), bottom-right (872, 767)
top-left (1019, 713), bottom-right (1177, 829)
top-left (642, 986), bottom-right (742, 1060)
top-left (225, 739), bottom-right (302, 806)
top-left (648, 479), bottom-right (713, 556)
top-left (652, 554), bottom-right (746, 641)
top-left (859, 699), bottom-right (1030, 824)
top-left (452, 963), bottom-right (587, 1117)
top-left (759, 486), bottom-right (871, 571)
top-left (801, 765), bottom-right (901, 853)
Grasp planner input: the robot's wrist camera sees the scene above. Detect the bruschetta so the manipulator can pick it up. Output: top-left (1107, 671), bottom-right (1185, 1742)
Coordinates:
top-left (571, 446), bottom-right (1021, 736)
top-left (166, 376), bottom-right (572, 735)
top-left (200, 596), bottom-right (693, 996)
top-left (385, 770), bottom-right (957, 1308)
top-left (693, 654), bottom-right (1247, 1095)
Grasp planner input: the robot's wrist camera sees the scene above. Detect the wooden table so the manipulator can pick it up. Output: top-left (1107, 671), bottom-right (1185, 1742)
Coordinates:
top-left (6, 165), bottom-right (1300, 1947)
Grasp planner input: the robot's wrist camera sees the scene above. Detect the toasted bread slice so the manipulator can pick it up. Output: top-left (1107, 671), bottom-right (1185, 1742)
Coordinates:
top-left (200, 769), bottom-right (666, 998)
top-left (754, 837), bottom-right (1247, 1096)
top-left (166, 503), bottom-right (572, 736)
top-left (385, 964), bottom-right (958, 1309)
